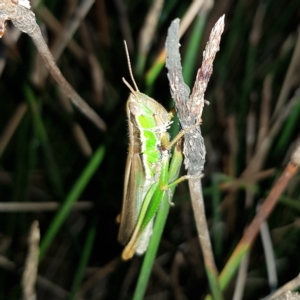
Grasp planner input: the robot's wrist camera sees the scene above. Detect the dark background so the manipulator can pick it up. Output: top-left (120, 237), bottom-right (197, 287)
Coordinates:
top-left (0, 0), bottom-right (300, 299)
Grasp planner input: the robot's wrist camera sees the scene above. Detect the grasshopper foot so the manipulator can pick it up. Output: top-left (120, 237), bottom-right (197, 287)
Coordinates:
top-left (167, 189), bottom-right (175, 206)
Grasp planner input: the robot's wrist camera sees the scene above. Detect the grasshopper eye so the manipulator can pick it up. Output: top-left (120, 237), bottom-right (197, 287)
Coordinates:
top-left (128, 102), bottom-right (143, 116)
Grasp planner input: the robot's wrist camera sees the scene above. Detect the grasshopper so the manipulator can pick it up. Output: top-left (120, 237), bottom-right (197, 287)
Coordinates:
top-left (118, 42), bottom-right (198, 260)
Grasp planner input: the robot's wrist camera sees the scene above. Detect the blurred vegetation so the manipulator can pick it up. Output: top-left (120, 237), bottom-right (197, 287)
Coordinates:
top-left (0, 0), bottom-right (300, 299)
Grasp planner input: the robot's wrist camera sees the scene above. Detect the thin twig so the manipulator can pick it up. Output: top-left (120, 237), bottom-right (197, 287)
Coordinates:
top-left (0, 0), bottom-right (106, 131)
top-left (170, 252), bottom-right (186, 300)
top-left (244, 89), bottom-right (300, 176)
top-left (35, 5), bottom-right (85, 60)
top-left (152, 262), bottom-right (172, 288)
top-left (51, 0), bottom-right (95, 61)
top-left (93, 0), bottom-right (110, 46)
top-left (262, 274), bottom-right (300, 300)
top-left (0, 254), bottom-right (15, 271)
top-left (79, 257), bottom-right (121, 296)
top-left (0, 252), bottom-right (70, 299)
top-left (227, 115), bottom-right (237, 176)
top-left (257, 74), bottom-right (272, 147)
top-left (22, 221), bottom-right (40, 300)
top-left (232, 252), bottom-right (250, 300)
top-left (0, 0), bottom-right (40, 76)
top-left (0, 102), bottom-right (27, 157)
top-left (71, 123), bottom-right (93, 157)
top-left (258, 203), bottom-right (278, 292)
top-left (35, 276), bottom-right (69, 299)
top-left (246, 103), bottom-right (256, 163)
top-left (272, 26), bottom-right (300, 121)
top-left (58, 91), bottom-right (93, 157)
top-left (0, 201), bottom-right (93, 212)
top-left (249, 1), bottom-right (265, 47)
top-left (218, 171), bottom-right (276, 209)
top-left (138, 0), bottom-right (164, 57)
top-left (188, 178), bottom-right (220, 289)
top-left (113, 0), bottom-right (134, 52)
top-left (80, 21), bottom-right (104, 106)
top-left (268, 89), bottom-right (300, 139)
top-left (135, 0), bottom-right (164, 75)
top-left (179, 0), bottom-right (213, 38)
top-left (119, 258), bottom-right (140, 300)
top-left (219, 168), bottom-right (276, 191)
top-left (27, 5), bottom-right (94, 156)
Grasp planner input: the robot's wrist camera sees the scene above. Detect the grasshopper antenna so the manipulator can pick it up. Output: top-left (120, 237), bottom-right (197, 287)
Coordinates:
top-left (124, 41), bottom-right (139, 92)
top-left (122, 77), bottom-right (136, 95)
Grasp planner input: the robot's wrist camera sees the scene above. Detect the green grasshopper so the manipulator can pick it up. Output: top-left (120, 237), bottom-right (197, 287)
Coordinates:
top-left (118, 42), bottom-right (198, 260)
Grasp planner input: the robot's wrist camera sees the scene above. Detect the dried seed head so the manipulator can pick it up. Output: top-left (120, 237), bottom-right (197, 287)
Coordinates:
top-left (11, 0), bottom-right (31, 9)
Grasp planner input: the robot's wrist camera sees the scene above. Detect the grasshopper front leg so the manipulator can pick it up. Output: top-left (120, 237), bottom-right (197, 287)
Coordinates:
top-left (164, 121), bottom-right (202, 151)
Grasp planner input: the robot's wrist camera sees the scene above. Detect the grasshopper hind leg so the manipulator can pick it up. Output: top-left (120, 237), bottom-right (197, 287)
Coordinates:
top-left (135, 219), bottom-right (154, 255)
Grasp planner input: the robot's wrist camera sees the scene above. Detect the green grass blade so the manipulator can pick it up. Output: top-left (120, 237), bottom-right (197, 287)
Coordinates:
top-left (24, 84), bottom-right (64, 197)
top-left (204, 244), bottom-right (250, 300)
top-left (132, 192), bottom-right (170, 300)
top-left (68, 217), bottom-right (97, 300)
top-left (182, 13), bottom-right (206, 87)
top-left (278, 195), bottom-right (300, 212)
top-left (39, 145), bottom-right (105, 260)
top-left (132, 142), bottom-right (183, 299)
top-left (272, 95), bottom-right (300, 157)
top-left (219, 244), bottom-right (250, 291)
top-left (206, 267), bottom-right (224, 300)
top-left (135, 53), bottom-right (147, 79)
top-left (145, 59), bottom-right (165, 88)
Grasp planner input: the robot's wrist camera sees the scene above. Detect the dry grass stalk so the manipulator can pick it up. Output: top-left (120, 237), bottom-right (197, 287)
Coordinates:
top-left (0, 102), bottom-right (27, 157)
top-left (22, 221), bottom-right (40, 300)
top-left (0, 0), bottom-right (106, 130)
top-left (257, 74), bottom-right (272, 147)
top-left (166, 15), bottom-right (225, 299)
top-left (0, 246), bottom-right (70, 298)
top-left (0, 201), bottom-right (93, 212)
top-left (79, 257), bottom-right (121, 297)
top-left (217, 144), bottom-right (300, 295)
top-left (146, 0), bottom-right (212, 77)
top-left (138, 0), bottom-right (164, 56)
top-left (262, 274), bottom-right (300, 300)
top-left (34, 5), bottom-right (85, 60)
top-left (113, 0), bottom-right (134, 52)
top-left (272, 27), bottom-right (300, 120)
